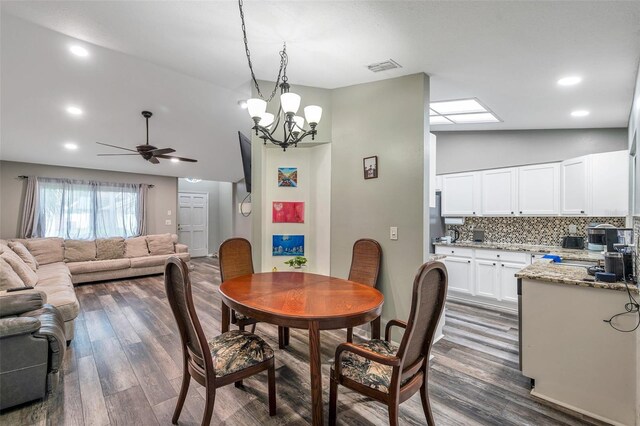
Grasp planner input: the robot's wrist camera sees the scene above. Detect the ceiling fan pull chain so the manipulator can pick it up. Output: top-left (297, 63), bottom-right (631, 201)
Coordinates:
top-left (238, 0), bottom-right (287, 102)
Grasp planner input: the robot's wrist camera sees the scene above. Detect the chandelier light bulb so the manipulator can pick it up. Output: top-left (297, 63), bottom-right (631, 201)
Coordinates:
top-left (260, 112), bottom-right (275, 128)
top-left (281, 93), bottom-right (301, 115)
top-left (292, 116), bottom-right (305, 133)
top-left (304, 105), bottom-right (322, 125)
top-left (246, 98), bottom-right (267, 119)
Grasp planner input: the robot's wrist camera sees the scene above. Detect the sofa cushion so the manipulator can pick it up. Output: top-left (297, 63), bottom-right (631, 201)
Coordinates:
top-left (32, 285), bottom-right (79, 322)
top-left (1, 251), bottom-right (38, 286)
top-left (125, 236), bottom-right (149, 258)
top-left (130, 252), bottom-right (189, 268)
top-left (0, 258), bottom-right (25, 291)
top-left (147, 234), bottom-right (175, 255)
top-left (64, 240), bottom-right (97, 263)
top-left (25, 238), bottom-right (64, 265)
top-left (36, 263), bottom-right (72, 280)
top-left (67, 258), bottom-right (131, 275)
top-left (96, 238), bottom-right (125, 260)
top-left (8, 242), bottom-right (38, 271)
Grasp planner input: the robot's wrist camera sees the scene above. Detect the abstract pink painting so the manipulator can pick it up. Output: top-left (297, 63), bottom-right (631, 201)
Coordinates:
top-left (272, 201), bottom-right (304, 223)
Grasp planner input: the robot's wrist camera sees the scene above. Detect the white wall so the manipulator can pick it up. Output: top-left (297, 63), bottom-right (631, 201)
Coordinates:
top-left (260, 145), bottom-right (331, 274)
top-left (233, 180), bottom-right (252, 241)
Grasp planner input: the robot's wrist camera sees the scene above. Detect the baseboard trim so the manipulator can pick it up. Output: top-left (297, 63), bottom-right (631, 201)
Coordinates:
top-left (530, 389), bottom-right (628, 426)
top-left (447, 295), bottom-right (518, 314)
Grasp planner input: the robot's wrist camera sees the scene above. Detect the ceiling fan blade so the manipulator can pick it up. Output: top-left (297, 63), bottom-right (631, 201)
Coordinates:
top-left (148, 156), bottom-right (160, 164)
top-left (150, 148), bottom-right (175, 156)
top-left (96, 142), bottom-right (138, 152)
top-left (97, 153), bottom-right (141, 156)
top-left (156, 154), bottom-right (198, 163)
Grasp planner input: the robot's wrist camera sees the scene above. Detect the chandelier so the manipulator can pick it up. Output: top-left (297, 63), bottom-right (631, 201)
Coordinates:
top-left (238, 0), bottom-right (322, 151)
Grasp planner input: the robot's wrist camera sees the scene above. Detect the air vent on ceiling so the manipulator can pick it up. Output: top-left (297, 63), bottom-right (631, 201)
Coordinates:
top-left (367, 59), bottom-right (402, 73)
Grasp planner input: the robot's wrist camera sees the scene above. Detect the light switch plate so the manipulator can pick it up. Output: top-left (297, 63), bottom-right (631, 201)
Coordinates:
top-left (165, 219), bottom-right (172, 225)
top-left (390, 226), bottom-right (398, 240)
top-left (167, 210), bottom-right (172, 216)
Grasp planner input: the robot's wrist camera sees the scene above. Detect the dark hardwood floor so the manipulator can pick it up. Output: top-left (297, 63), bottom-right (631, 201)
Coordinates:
top-left (0, 258), bottom-right (605, 425)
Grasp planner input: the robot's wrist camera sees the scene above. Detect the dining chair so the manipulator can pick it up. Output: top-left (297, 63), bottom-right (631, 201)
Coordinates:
top-left (219, 238), bottom-right (289, 348)
top-left (164, 256), bottom-right (276, 425)
top-left (329, 260), bottom-right (447, 426)
top-left (346, 238), bottom-right (382, 342)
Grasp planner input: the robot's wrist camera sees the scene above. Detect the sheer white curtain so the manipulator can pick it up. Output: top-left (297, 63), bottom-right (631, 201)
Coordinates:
top-left (31, 177), bottom-right (148, 239)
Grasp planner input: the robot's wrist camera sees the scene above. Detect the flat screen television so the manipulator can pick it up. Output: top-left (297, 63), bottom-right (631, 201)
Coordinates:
top-left (238, 131), bottom-right (252, 193)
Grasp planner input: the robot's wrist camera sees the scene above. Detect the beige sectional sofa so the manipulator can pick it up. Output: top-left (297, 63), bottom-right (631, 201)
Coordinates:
top-left (1, 234), bottom-right (190, 341)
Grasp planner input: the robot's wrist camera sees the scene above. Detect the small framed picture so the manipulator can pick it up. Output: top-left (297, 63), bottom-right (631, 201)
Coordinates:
top-left (363, 156), bottom-right (378, 179)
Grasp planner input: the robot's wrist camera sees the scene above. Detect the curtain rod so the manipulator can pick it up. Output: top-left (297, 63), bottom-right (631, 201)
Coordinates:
top-left (17, 176), bottom-right (155, 188)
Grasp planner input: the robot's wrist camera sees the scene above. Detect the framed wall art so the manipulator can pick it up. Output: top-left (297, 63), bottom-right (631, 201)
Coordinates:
top-left (363, 156), bottom-right (378, 179)
top-left (272, 235), bottom-right (305, 256)
top-left (278, 167), bottom-right (298, 187)
top-left (272, 201), bottom-right (304, 223)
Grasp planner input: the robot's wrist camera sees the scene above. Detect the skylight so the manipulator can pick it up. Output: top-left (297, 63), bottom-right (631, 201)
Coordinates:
top-left (429, 98), bottom-right (501, 125)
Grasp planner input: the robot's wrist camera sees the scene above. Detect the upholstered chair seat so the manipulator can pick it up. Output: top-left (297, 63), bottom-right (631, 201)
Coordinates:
top-left (208, 330), bottom-right (274, 377)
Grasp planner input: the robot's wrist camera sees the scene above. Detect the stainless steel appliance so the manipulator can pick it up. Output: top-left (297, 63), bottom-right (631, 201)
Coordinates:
top-left (586, 223), bottom-right (614, 251)
top-left (561, 236), bottom-right (584, 249)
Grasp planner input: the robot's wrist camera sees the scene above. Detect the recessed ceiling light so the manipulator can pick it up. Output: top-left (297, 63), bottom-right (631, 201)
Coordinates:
top-left (66, 106), bottom-right (83, 116)
top-left (571, 110), bottom-right (590, 117)
top-left (170, 158), bottom-right (180, 163)
top-left (446, 113), bottom-right (500, 124)
top-left (557, 76), bottom-right (582, 86)
top-left (64, 142), bottom-right (78, 150)
top-left (69, 45), bottom-right (89, 57)
top-left (430, 116), bottom-right (454, 125)
top-left (431, 99), bottom-right (487, 115)
top-left (237, 100), bottom-right (248, 109)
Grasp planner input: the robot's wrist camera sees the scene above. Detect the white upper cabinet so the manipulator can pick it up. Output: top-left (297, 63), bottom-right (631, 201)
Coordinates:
top-left (441, 172), bottom-right (481, 216)
top-left (561, 156), bottom-right (590, 215)
top-left (481, 168), bottom-right (518, 216)
top-left (518, 163), bottom-right (560, 215)
top-left (590, 150), bottom-right (628, 216)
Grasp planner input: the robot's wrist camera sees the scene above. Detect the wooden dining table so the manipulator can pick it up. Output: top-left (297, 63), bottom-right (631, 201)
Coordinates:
top-left (219, 271), bottom-right (384, 426)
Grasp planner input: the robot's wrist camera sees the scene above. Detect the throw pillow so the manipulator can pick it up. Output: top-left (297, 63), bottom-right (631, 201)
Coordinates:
top-left (0, 257), bottom-right (25, 291)
top-left (64, 240), bottom-right (97, 263)
top-left (125, 236), bottom-right (149, 258)
top-left (25, 238), bottom-right (64, 265)
top-left (147, 233), bottom-right (175, 255)
top-left (8, 242), bottom-right (39, 271)
top-left (96, 237), bottom-right (126, 260)
top-left (1, 251), bottom-right (38, 286)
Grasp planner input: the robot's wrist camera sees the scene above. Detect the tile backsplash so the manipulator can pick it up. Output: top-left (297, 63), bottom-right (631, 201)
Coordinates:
top-left (446, 216), bottom-right (626, 246)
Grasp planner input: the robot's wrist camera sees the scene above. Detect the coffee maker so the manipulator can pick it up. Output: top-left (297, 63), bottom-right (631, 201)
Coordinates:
top-left (603, 228), bottom-right (634, 282)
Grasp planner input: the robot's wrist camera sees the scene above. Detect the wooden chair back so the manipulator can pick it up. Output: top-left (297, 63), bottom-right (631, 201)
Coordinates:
top-left (164, 257), bottom-right (214, 380)
top-left (348, 239), bottom-right (382, 287)
top-left (219, 238), bottom-right (254, 282)
top-left (396, 261), bottom-right (447, 376)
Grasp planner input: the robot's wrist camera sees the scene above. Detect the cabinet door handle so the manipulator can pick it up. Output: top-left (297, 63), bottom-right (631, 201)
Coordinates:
top-left (451, 250), bottom-right (455, 254)
top-left (492, 263), bottom-right (496, 266)
top-left (511, 211), bottom-right (514, 214)
top-left (580, 210), bottom-right (585, 214)
top-left (497, 254), bottom-right (500, 258)
top-left (502, 264), bottom-right (504, 267)
top-left (467, 260), bottom-right (471, 264)
top-left (520, 211), bottom-right (523, 214)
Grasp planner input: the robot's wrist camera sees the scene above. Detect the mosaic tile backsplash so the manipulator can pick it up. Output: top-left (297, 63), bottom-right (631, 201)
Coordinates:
top-left (446, 216), bottom-right (626, 246)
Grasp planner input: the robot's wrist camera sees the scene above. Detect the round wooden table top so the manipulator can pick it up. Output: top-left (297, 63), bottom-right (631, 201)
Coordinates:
top-left (219, 272), bottom-right (384, 329)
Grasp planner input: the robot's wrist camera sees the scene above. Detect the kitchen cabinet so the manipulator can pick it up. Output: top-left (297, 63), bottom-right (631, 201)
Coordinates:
top-left (481, 168), bottom-right (518, 215)
top-left (475, 260), bottom-right (499, 298)
top-left (561, 156), bottom-right (589, 215)
top-left (518, 163), bottom-right (560, 215)
top-left (442, 256), bottom-right (474, 295)
top-left (499, 262), bottom-right (522, 302)
top-left (441, 172), bottom-right (481, 216)
top-left (590, 150), bottom-right (628, 216)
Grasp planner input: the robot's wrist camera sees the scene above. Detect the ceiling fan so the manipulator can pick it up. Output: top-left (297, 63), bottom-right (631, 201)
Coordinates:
top-left (96, 111), bottom-right (197, 164)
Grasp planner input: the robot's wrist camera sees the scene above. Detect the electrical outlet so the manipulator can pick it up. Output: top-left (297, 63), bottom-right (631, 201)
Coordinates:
top-left (568, 224), bottom-right (577, 234)
top-left (165, 219), bottom-right (172, 225)
top-left (390, 226), bottom-right (398, 240)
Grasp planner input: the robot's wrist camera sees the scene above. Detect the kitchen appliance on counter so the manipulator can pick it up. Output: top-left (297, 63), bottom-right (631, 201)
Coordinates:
top-left (601, 228), bottom-right (635, 282)
top-left (586, 223), bottom-right (615, 251)
top-left (562, 236), bottom-right (584, 249)
top-left (472, 229), bottom-right (485, 243)
top-left (449, 229), bottom-right (460, 243)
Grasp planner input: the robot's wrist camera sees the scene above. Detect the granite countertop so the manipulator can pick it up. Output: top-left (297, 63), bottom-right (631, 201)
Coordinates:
top-left (515, 261), bottom-right (639, 293)
top-left (434, 241), bottom-right (603, 262)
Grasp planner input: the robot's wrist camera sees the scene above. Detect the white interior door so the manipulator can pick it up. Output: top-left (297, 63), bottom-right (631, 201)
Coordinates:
top-left (178, 192), bottom-right (208, 257)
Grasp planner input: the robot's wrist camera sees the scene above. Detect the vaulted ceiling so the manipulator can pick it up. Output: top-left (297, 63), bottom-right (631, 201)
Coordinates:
top-left (2, 1), bottom-right (639, 181)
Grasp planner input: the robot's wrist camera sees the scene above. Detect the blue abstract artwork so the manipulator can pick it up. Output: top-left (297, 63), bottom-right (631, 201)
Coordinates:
top-left (272, 235), bottom-right (305, 256)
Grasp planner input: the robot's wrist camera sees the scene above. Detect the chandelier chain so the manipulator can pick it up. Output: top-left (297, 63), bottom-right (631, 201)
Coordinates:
top-left (238, 0), bottom-right (287, 102)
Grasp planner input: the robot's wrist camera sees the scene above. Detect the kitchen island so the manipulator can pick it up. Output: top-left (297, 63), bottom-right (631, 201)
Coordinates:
top-left (516, 262), bottom-right (639, 425)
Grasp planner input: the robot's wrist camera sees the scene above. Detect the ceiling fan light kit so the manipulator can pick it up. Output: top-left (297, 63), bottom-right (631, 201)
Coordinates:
top-left (239, 0), bottom-right (322, 151)
top-left (96, 111), bottom-right (197, 164)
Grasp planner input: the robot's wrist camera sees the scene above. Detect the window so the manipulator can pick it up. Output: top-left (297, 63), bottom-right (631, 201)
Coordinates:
top-left (35, 178), bottom-right (145, 239)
